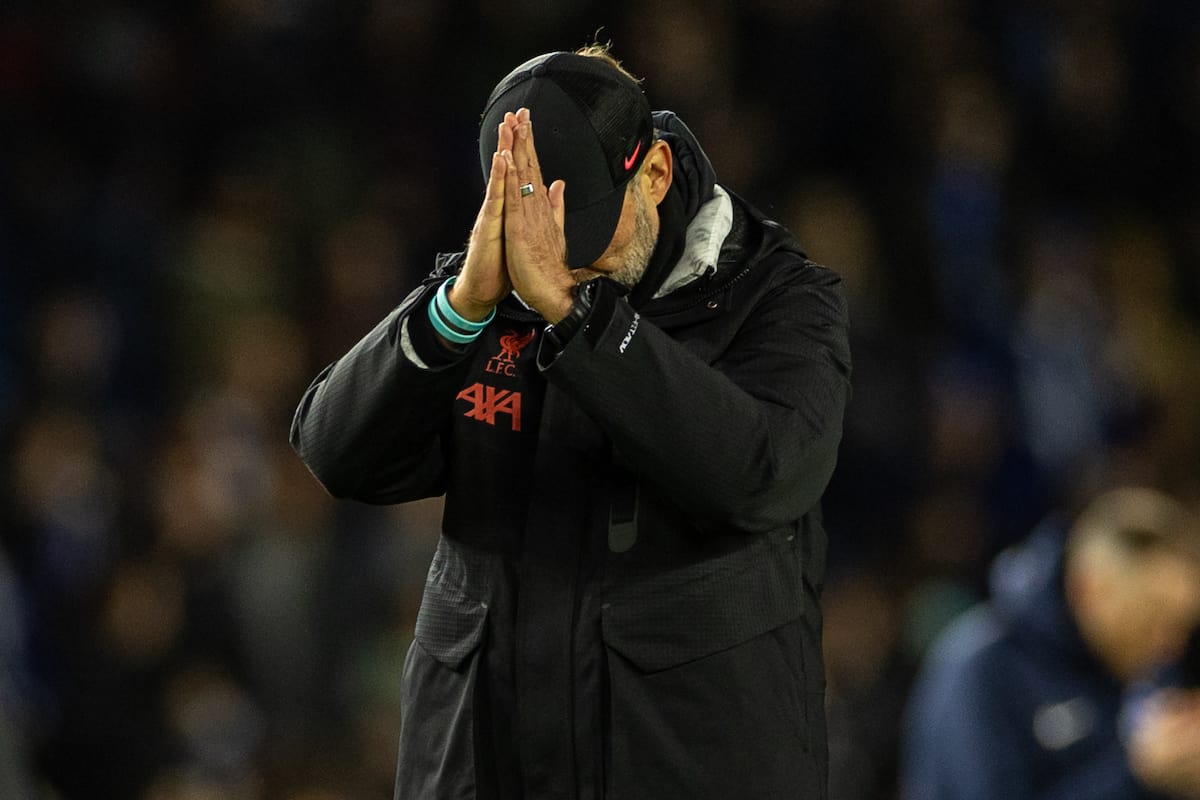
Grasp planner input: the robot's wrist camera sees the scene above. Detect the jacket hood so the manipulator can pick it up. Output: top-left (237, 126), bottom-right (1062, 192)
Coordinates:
top-left (989, 516), bottom-right (1096, 667)
top-left (654, 111), bottom-right (717, 221)
top-left (636, 111), bottom-right (807, 304)
top-left (624, 111), bottom-right (718, 305)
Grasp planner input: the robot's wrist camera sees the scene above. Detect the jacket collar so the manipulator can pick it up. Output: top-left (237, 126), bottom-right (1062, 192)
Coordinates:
top-left (652, 186), bottom-right (733, 299)
top-left (990, 517), bottom-right (1115, 678)
top-left (644, 110), bottom-right (733, 300)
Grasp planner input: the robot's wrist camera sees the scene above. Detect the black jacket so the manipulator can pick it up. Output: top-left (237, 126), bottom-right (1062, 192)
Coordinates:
top-left (292, 115), bottom-right (851, 799)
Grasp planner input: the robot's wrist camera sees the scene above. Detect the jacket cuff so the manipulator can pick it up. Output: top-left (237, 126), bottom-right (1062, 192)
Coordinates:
top-left (536, 278), bottom-right (622, 370)
top-left (404, 283), bottom-right (482, 370)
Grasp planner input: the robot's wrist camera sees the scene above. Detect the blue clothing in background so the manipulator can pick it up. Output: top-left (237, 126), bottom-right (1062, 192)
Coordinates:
top-left (902, 519), bottom-right (1165, 800)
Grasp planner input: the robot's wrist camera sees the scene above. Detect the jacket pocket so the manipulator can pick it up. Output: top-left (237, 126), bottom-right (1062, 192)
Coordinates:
top-left (412, 537), bottom-right (491, 669)
top-left (599, 532), bottom-right (823, 798)
top-left (600, 531), bottom-right (803, 672)
top-left (395, 540), bottom-right (491, 799)
top-left (602, 614), bottom-right (821, 798)
top-left (397, 611), bottom-right (486, 799)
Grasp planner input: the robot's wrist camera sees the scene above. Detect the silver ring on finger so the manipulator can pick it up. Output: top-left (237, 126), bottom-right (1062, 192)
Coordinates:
top-left (519, 183), bottom-right (534, 198)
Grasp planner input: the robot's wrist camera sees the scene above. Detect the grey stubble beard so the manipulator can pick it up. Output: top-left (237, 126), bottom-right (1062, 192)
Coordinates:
top-left (608, 187), bottom-right (657, 291)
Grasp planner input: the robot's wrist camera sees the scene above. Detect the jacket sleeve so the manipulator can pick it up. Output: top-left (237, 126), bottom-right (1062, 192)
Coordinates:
top-left (289, 270), bottom-right (479, 503)
top-left (539, 256), bottom-right (851, 534)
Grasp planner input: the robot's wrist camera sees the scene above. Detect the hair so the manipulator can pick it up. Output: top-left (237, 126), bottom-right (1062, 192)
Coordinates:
top-left (574, 41), bottom-right (643, 85)
top-left (1067, 487), bottom-right (1198, 571)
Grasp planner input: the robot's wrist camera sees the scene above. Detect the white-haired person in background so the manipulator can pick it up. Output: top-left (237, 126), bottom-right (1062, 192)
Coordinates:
top-left (904, 486), bottom-right (1200, 800)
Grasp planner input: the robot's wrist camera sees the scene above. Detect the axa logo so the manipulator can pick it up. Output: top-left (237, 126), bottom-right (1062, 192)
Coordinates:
top-left (457, 383), bottom-right (522, 431)
top-left (485, 328), bottom-right (536, 377)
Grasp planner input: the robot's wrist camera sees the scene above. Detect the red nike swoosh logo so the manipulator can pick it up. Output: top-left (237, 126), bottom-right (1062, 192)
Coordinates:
top-left (624, 141), bottom-right (642, 171)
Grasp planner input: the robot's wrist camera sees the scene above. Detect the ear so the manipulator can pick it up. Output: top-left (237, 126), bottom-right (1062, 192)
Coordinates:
top-left (641, 140), bottom-right (673, 205)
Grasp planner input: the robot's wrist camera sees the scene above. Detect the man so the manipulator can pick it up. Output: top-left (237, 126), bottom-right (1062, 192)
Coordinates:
top-left (292, 46), bottom-right (850, 799)
top-left (903, 486), bottom-right (1200, 800)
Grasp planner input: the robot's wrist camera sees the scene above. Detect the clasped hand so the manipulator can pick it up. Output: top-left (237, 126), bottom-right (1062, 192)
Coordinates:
top-left (448, 107), bottom-right (575, 325)
top-left (1128, 688), bottom-right (1200, 798)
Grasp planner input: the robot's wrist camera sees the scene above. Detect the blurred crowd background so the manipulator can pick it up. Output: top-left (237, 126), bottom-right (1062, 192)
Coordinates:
top-left (2, 0), bottom-right (1199, 797)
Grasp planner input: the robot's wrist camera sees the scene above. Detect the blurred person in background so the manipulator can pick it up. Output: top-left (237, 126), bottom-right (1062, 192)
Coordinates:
top-left (291, 45), bottom-right (850, 799)
top-left (902, 486), bottom-right (1200, 800)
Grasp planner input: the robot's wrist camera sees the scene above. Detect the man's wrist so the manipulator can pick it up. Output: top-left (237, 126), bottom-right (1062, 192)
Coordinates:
top-left (537, 274), bottom-right (577, 324)
top-left (431, 277), bottom-right (495, 348)
top-left (446, 281), bottom-right (496, 323)
top-left (541, 292), bottom-right (574, 324)
top-left (408, 283), bottom-right (480, 366)
top-left (544, 279), bottom-right (599, 351)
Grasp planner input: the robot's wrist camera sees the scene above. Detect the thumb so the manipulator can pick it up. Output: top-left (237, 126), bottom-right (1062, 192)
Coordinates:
top-left (548, 179), bottom-right (566, 232)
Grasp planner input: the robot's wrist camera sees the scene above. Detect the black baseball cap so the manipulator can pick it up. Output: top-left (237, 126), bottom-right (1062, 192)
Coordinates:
top-left (479, 52), bottom-right (655, 268)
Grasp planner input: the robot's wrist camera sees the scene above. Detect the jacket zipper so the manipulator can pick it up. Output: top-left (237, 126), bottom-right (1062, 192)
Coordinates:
top-left (642, 260), bottom-right (755, 320)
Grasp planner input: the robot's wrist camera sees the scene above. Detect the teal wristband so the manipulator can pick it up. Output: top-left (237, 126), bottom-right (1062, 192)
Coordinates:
top-left (428, 296), bottom-right (480, 344)
top-left (437, 277), bottom-right (495, 331)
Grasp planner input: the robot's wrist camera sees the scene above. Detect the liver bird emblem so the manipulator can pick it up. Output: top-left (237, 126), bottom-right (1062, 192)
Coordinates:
top-left (497, 329), bottom-right (537, 362)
